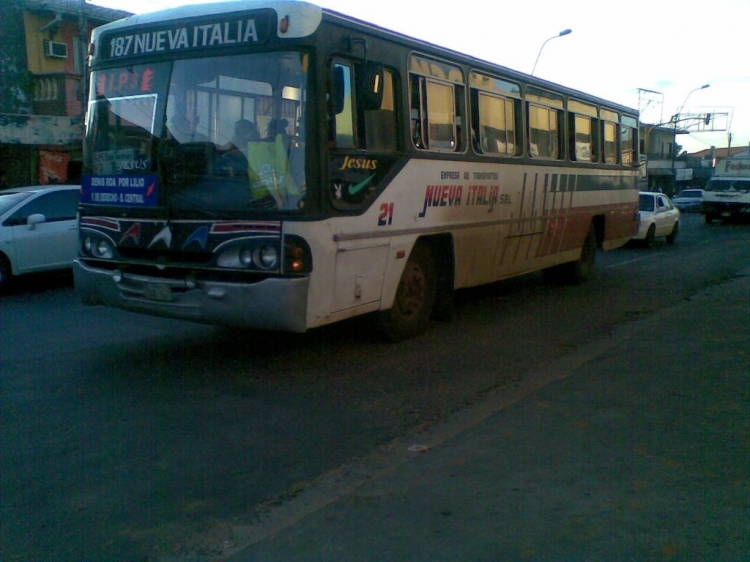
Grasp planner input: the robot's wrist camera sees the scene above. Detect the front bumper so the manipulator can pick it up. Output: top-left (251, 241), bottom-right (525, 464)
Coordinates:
top-left (73, 260), bottom-right (310, 332)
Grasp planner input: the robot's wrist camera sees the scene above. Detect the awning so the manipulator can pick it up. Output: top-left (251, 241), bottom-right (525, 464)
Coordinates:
top-left (648, 168), bottom-right (674, 177)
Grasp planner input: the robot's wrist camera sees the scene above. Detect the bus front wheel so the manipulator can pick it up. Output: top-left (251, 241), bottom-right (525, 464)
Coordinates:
top-left (378, 243), bottom-right (437, 341)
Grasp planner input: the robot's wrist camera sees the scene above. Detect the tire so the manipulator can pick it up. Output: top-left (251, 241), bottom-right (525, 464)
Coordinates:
top-left (378, 243), bottom-right (437, 341)
top-left (544, 224), bottom-right (596, 285)
top-left (666, 221), bottom-right (679, 244)
top-left (0, 254), bottom-right (12, 292)
top-left (644, 224), bottom-right (656, 248)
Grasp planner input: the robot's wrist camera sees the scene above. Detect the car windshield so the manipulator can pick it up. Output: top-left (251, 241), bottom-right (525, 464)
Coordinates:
top-left (85, 51), bottom-right (308, 215)
top-left (0, 191), bottom-right (34, 216)
top-left (676, 190), bottom-right (702, 198)
top-left (639, 194), bottom-right (655, 212)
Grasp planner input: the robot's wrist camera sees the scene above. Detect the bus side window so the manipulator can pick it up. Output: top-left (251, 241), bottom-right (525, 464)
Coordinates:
top-left (621, 125), bottom-right (636, 165)
top-left (528, 104), bottom-right (560, 159)
top-left (332, 62), bottom-right (356, 148)
top-left (362, 68), bottom-right (397, 152)
top-left (332, 61), bottom-right (397, 152)
top-left (571, 114), bottom-right (596, 162)
top-left (426, 80), bottom-right (457, 150)
top-left (473, 90), bottom-right (517, 156)
top-left (410, 75), bottom-right (427, 149)
top-left (410, 74), bottom-right (463, 152)
top-left (603, 121), bottom-right (618, 164)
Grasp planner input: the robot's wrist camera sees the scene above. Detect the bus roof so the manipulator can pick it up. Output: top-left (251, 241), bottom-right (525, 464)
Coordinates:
top-left (91, 0), bottom-right (636, 115)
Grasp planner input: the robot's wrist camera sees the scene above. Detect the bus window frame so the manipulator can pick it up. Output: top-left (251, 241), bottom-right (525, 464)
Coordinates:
top-left (602, 119), bottom-right (619, 165)
top-left (568, 99), bottom-right (599, 163)
top-left (620, 115), bottom-right (639, 166)
top-left (473, 90), bottom-right (519, 157)
top-left (527, 102), bottom-right (562, 160)
top-left (331, 59), bottom-right (357, 149)
top-left (469, 70), bottom-right (521, 158)
top-left (525, 86), bottom-right (564, 161)
top-left (408, 53), bottom-right (466, 153)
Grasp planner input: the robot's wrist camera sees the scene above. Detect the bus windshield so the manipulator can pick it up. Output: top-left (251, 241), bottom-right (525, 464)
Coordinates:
top-left (85, 52), bottom-right (308, 214)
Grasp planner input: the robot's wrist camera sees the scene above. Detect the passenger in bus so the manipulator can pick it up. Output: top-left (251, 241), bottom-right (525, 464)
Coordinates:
top-left (168, 114), bottom-right (207, 144)
top-left (219, 119), bottom-right (260, 176)
top-left (228, 119), bottom-right (261, 154)
top-left (266, 118), bottom-right (291, 148)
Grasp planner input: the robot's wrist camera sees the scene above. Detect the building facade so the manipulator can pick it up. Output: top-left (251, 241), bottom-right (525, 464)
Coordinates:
top-left (0, 0), bottom-right (130, 187)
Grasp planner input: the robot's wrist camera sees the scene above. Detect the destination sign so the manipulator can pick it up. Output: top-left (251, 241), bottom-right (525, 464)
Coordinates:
top-left (100, 10), bottom-right (274, 60)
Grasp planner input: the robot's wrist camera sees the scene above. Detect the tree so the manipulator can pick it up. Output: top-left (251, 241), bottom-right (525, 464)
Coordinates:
top-left (0, 0), bottom-right (31, 115)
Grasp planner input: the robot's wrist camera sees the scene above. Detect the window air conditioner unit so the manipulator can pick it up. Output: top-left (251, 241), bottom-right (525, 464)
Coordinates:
top-left (44, 41), bottom-right (68, 59)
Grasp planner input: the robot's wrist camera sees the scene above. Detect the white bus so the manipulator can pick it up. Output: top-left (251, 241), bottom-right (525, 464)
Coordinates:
top-left (75, 0), bottom-right (640, 340)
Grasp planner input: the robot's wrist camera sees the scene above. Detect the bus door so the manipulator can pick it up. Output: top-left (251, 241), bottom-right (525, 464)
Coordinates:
top-left (327, 58), bottom-right (400, 314)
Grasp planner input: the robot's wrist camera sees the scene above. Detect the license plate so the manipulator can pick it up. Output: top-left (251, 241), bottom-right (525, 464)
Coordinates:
top-left (143, 282), bottom-right (173, 302)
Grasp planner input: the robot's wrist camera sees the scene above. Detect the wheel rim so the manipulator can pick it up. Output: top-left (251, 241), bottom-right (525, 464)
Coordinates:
top-left (395, 261), bottom-right (428, 317)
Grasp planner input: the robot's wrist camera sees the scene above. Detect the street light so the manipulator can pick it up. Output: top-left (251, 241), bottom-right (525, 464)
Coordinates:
top-left (674, 83), bottom-right (710, 123)
top-left (531, 29), bottom-right (572, 76)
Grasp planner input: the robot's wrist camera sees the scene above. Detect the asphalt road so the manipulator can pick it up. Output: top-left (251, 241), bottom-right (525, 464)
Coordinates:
top-left (1, 213), bottom-right (749, 561)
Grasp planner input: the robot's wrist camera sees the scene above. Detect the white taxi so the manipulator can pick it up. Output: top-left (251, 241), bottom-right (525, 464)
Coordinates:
top-left (633, 191), bottom-right (681, 247)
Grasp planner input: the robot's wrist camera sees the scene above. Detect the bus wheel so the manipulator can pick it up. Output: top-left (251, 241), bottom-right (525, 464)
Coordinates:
top-left (544, 225), bottom-right (596, 285)
top-left (378, 243), bottom-right (437, 341)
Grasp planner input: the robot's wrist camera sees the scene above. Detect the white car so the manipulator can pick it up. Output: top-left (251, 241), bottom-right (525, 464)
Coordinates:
top-left (633, 191), bottom-right (680, 247)
top-left (0, 185), bottom-right (80, 290)
top-left (672, 188), bottom-right (705, 212)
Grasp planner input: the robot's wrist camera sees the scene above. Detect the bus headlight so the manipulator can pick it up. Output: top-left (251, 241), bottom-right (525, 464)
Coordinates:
top-left (216, 239), bottom-right (281, 271)
top-left (81, 232), bottom-right (115, 259)
top-left (239, 248), bottom-right (253, 266)
top-left (95, 240), bottom-right (114, 259)
top-left (256, 245), bottom-right (278, 269)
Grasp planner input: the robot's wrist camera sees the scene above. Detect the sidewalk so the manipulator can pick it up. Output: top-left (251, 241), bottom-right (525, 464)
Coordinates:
top-left (226, 271), bottom-right (750, 561)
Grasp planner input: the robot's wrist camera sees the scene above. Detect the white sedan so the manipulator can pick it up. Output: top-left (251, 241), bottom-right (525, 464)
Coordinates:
top-left (0, 185), bottom-right (80, 290)
top-left (633, 191), bottom-right (681, 247)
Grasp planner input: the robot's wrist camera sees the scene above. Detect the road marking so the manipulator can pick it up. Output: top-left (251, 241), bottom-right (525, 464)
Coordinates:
top-left (605, 255), bottom-right (655, 269)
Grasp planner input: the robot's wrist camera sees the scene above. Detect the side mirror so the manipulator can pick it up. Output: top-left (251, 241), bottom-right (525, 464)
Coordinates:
top-left (27, 213), bottom-right (46, 230)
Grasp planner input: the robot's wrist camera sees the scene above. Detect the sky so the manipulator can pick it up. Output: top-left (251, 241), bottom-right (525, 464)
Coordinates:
top-left (87, 0), bottom-right (750, 154)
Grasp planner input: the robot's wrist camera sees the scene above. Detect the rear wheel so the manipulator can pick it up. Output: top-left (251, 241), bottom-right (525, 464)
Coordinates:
top-left (378, 243), bottom-right (437, 341)
top-left (644, 224), bottom-right (656, 248)
top-left (666, 221), bottom-right (679, 244)
top-left (544, 224), bottom-right (596, 285)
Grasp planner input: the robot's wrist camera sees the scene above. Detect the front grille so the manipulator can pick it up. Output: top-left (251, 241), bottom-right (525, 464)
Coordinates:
top-left (118, 247), bottom-right (213, 266)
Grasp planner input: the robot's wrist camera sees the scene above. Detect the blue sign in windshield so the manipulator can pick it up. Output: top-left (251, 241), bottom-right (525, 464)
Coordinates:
top-left (82, 175), bottom-right (159, 207)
